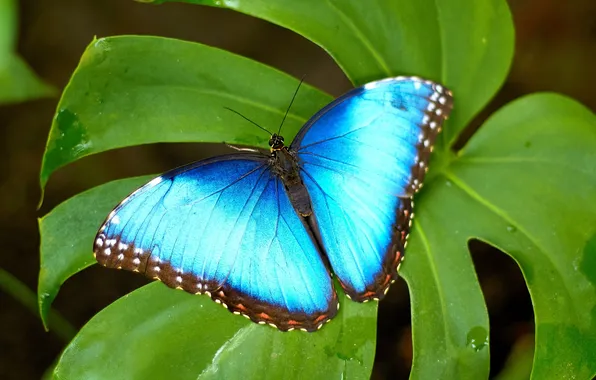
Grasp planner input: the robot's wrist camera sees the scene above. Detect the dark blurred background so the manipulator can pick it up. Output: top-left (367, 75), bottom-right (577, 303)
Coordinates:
top-left (1, 0), bottom-right (595, 379)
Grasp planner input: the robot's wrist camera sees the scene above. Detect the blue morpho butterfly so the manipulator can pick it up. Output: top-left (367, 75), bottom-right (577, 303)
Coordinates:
top-left (94, 76), bottom-right (453, 332)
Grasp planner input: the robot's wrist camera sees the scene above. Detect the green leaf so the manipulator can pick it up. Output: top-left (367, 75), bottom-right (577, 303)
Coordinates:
top-left (0, 55), bottom-right (56, 103)
top-left (403, 93), bottom-right (596, 379)
top-left (449, 94), bottom-right (596, 379)
top-left (0, 0), bottom-right (17, 64)
top-left (54, 282), bottom-right (376, 379)
top-left (149, 0), bottom-right (514, 145)
top-left (38, 0), bottom-right (531, 378)
top-left (400, 200), bottom-right (490, 378)
top-left (39, 35), bottom-right (332, 191)
top-left (0, 0), bottom-right (55, 103)
top-left (38, 176), bottom-right (152, 327)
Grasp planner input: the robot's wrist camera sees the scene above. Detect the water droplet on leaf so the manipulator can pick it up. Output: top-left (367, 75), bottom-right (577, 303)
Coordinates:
top-left (466, 326), bottom-right (488, 352)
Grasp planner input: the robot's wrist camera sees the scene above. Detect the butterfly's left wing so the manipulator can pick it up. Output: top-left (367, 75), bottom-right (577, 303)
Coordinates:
top-left (291, 76), bottom-right (453, 301)
top-left (94, 155), bottom-right (338, 331)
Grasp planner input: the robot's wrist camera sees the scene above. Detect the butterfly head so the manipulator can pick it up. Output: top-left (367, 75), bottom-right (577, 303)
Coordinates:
top-left (269, 134), bottom-right (285, 151)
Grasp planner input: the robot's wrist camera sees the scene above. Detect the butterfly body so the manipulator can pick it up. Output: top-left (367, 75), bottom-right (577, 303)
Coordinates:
top-left (268, 138), bottom-right (313, 217)
top-left (94, 76), bottom-right (453, 331)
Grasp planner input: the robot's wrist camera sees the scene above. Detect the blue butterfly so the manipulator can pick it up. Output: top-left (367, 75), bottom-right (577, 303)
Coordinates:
top-left (94, 76), bottom-right (452, 331)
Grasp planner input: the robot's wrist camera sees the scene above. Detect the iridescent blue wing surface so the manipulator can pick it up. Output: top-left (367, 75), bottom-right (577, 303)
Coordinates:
top-left (94, 155), bottom-right (338, 331)
top-left (291, 76), bottom-right (453, 301)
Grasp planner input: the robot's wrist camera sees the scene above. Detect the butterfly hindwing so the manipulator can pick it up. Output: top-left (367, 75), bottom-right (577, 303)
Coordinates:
top-left (94, 155), bottom-right (338, 331)
top-left (293, 77), bottom-right (453, 301)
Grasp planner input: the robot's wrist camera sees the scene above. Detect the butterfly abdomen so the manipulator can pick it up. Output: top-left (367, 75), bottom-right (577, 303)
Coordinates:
top-left (271, 147), bottom-right (313, 217)
top-left (285, 181), bottom-right (313, 217)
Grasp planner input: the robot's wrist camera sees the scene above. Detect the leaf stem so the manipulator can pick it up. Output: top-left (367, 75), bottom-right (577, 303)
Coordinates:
top-left (0, 267), bottom-right (76, 342)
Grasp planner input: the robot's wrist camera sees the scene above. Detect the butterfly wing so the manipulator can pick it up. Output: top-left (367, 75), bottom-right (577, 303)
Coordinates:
top-left (291, 76), bottom-right (453, 301)
top-left (94, 155), bottom-right (338, 331)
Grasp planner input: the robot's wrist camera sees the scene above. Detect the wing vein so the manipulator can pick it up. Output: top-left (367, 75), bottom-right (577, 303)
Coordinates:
top-left (215, 166), bottom-right (269, 283)
top-left (301, 168), bottom-right (367, 287)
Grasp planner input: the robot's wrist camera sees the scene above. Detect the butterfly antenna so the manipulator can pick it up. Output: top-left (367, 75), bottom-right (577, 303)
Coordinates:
top-left (277, 75), bottom-right (306, 135)
top-left (224, 107), bottom-right (274, 136)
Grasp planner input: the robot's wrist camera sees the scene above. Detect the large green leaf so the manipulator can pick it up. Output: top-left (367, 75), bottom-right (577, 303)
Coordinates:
top-left (37, 35), bottom-right (376, 378)
top-left (39, 0), bottom-right (568, 378)
top-left (448, 94), bottom-right (596, 379)
top-left (53, 282), bottom-right (376, 379)
top-left (0, 0), bottom-right (54, 103)
top-left (149, 0), bottom-right (514, 146)
top-left (401, 93), bottom-right (596, 379)
top-left (39, 35), bottom-right (332, 190)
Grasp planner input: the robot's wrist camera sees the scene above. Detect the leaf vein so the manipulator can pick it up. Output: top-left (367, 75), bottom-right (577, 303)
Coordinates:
top-left (325, 0), bottom-right (391, 77)
top-left (444, 170), bottom-right (581, 326)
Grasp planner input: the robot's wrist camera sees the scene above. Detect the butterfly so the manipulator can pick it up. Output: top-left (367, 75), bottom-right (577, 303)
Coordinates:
top-left (93, 76), bottom-right (453, 332)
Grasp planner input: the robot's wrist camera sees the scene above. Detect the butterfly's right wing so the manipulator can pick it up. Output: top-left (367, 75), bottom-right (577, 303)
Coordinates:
top-left (94, 155), bottom-right (338, 331)
top-left (292, 77), bottom-right (452, 301)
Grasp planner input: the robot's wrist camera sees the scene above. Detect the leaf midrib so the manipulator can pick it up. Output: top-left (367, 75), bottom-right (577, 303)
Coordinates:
top-left (117, 85), bottom-right (313, 124)
top-left (415, 223), bottom-right (456, 354)
top-left (457, 156), bottom-right (596, 176)
top-left (325, 0), bottom-right (391, 78)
